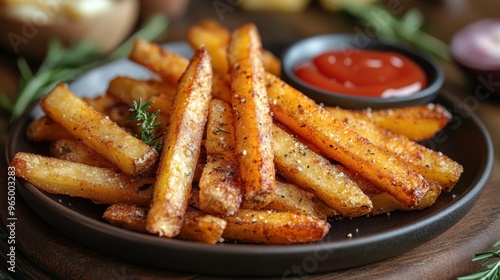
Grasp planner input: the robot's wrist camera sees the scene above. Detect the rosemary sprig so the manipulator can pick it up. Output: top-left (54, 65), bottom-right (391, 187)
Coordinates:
top-left (340, 3), bottom-right (450, 61)
top-left (0, 15), bottom-right (168, 122)
top-left (458, 240), bottom-right (500, 280)
top-left (127, 98), bottom-right (163, 151)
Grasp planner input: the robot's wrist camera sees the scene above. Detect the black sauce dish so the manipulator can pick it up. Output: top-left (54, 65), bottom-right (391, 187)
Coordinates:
top-left (281, 33), bottom-right (444, 109)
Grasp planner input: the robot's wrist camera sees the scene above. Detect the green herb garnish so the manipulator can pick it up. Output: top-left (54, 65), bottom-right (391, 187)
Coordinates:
top-left (127, 98), bottom-right (163, 151)
top-left (458, 240), bottom-right (500, 280)
top-left (340, 3), bottom-right (450, 61)
top-left (0, 15), bottom-right (168, 122)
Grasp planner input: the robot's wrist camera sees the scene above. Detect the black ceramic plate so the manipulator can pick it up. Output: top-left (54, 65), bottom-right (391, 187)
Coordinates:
top-left (6, 42), bottom-right (494, 277)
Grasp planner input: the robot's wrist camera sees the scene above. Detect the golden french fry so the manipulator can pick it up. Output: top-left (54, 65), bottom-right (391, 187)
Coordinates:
top-left (263, 180), bottom-right (337, 219)
top-left (326, 107), bottom-right (463, 191)
top-left (273, 124), bottom-right (372, 217)
top-left (187, 20), bottom-right (230, 75)
top-left (129, 39), bottom-right (189, 85)
top-left (82, 94), bottom-right (121, 115)
top-left (262, 49), bottom-right (281, 77)
top-left (176, 209), bottom-right (227, 244)
top-left (103, 204), bottom-right (226, 245)
top-left (103, 203), bottom-right (149, 233)
top-left (50, 139), bottom-right (115, 169)
top-left (40, 83), bottom-right (159, 177)
top-left (107, 77), bottom-right (176, 103)
top-left (106, 76), bottom-right (176, 133)
top-left (199, 99), bottom-right (242, 216)
top-left (187, 19), bottom-right (281, 77)
top-left (197, 18), bottom-right (233, 39)
top-left (11, 152), bottom-right (154, 205)
top-left (211, 72), bottom-right (232, 103)
top-left (228, 23), bottom-right (275, 208)
top-left (341, 104), bottom-right (452, 142)
top-left (222, 209), bottom-right (330, 244)
top-left (146, 47), bottom-right (213, 238)
top-left (199, 155), bottom-right (241, 215)
top-left (266, 73), bottom-right (428, 207)
top-left (128, 39), bottom-right (235, 105)
top-left (84, 94), bottom-right (130, 127)
top-left (337, 165), bottom-right (442, 215)
top-left (26, 116), bottom-right (73, 142)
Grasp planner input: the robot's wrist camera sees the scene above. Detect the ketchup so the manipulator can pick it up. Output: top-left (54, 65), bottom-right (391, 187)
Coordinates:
top-left (293, 49), bottom-right (427, 98)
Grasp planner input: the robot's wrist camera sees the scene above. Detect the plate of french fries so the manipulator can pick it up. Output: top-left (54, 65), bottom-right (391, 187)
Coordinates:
top-left (7, 20), bottom-right (493, 276)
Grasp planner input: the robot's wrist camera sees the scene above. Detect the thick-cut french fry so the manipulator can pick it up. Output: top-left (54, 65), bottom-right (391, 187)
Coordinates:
top-left (146, 47), bottom-right (213, 238)
top-left (103, 204), bottom-right (226, 245)
top-left (341, 104), bottom-right (451, 142)
top-left (129, 39), bottom-right (189, 85)
top-left (103, 203), bottom-right (149, 233)
top-left (261, 50), bottom-right (281, 77)
top-left (84, 94), bottom-right (130, 127)
top-left (228, 23), bottom-right (275, 208)
top-left (199, 99), bottom-right (242, 216)
top-left (27, 96), bottom-right (125, 142)
top-left (107, 76), bottom-right (176, 132)
top-left (82, 94), bottom-right (121, 115)
top-left (187, 20), bottom-right (230, 75)
top-left (199, 156), bottom-right (241, 215)
top-left (50, 139), bottom-right (115, 169)
top-left (11, 152), bottom-right (154, 205)
top-left (263, 180), bottom-right (337, 219)
top-left (326, 107), bottom-right (463, 191)
top-left (211, 72), bottom-right (232, 103)
top-left (272, 124), bottom-right (372, 217)
top-left (266, 73), bottom-right (428, 206)
top-left (337, 165), bottom-right (442, 215)
top-left (107, 77), bottom-right (177, 106)
top-left (26, 116), bottom-right (73, 142)
top-left (366, 180), bottom-right (442, 216)
top-left (176, 209), bottom-right (227, 244)
top-left (222, 209), bottom-right (330, 244)
top-left (187, 19), bottom-right (281, 77)
top-left (40, 83), bottom-right (159, 177)
top-left (203, 100), bottom-right (236, 156)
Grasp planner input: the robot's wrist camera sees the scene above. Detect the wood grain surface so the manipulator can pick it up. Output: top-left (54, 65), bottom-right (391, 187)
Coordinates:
top-left (1, 0), bottom-right (500, 279)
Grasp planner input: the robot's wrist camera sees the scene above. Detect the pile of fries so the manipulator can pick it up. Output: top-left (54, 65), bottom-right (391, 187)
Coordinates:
top-left (10, 20), bottom-right (463, 245)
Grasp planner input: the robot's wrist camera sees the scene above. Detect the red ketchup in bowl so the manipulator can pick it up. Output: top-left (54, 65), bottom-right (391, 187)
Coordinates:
top-left (293, 49), bottom-right (427, 98)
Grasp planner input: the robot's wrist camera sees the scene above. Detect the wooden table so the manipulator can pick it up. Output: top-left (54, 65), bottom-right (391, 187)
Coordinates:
top-left (1, 0), bottom-right (500, 279)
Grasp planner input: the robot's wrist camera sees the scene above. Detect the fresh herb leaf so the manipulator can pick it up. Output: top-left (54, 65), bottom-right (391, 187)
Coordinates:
top-left (458, 240), bottom-right (500, 280)
top-left (2, 15), bottom-right (168, 122)
top-left (340, 3), bottom-right (450, 61)
top-left (127, 98), bottom-right (164, 151)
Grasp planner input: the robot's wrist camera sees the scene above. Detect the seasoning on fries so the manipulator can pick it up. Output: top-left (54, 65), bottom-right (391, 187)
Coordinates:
top-left (10, 20), bottom-right (463, 246)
